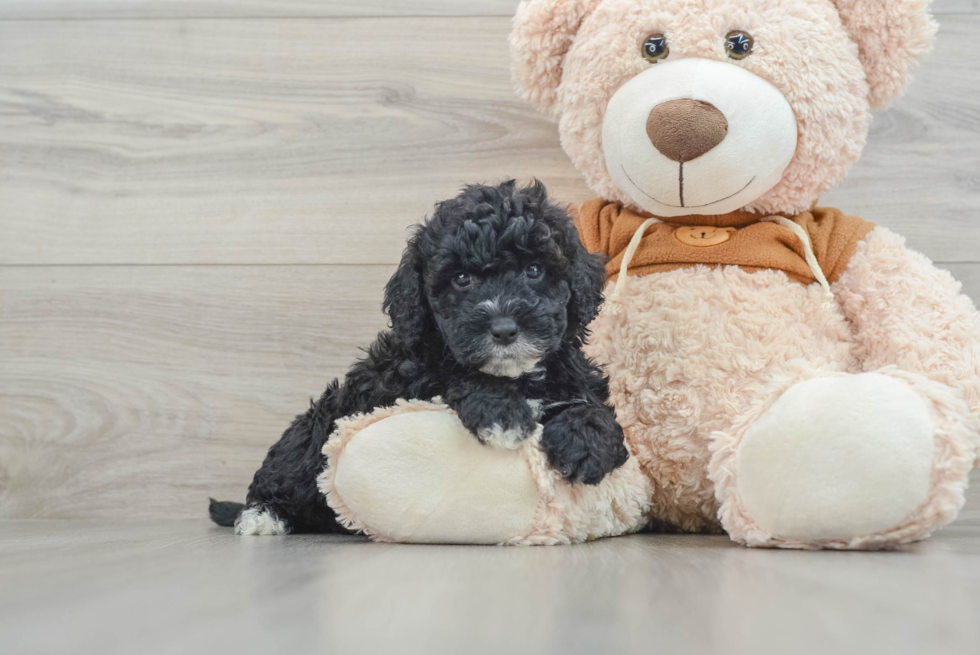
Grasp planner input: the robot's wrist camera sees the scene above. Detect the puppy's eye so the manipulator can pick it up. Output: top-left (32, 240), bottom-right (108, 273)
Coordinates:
top-left (525, 263), bottom-right (543, 280)
top-left (642, 34), bottom-right (669, 63)
top-left (452, 272), bottom-right (473, 290)
top-left (725, 31), bottom-right (753, 60)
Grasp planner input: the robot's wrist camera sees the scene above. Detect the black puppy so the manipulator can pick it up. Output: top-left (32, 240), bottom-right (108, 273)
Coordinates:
top-left (210, 181), bottom-right (629, 535)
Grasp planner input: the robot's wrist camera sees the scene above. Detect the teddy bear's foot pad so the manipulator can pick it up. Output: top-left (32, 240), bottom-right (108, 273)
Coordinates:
top-left (330, 410), bottom-right (542, 544)
top-left (736, 373), bottom-right (935, 543)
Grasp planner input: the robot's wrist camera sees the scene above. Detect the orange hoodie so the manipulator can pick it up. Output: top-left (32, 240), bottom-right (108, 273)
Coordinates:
top-left (573, 199), bottom-right (875, 286)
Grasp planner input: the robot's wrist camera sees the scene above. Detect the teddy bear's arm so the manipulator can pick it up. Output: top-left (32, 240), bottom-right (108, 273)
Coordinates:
top-left (834, 226), bottom-right (980, 420)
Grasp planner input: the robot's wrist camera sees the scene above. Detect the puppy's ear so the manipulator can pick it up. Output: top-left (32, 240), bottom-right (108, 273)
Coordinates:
top-left (566, 234), bottom-right (607, 341)
top-left (383, 234), bottom-right (427, 348)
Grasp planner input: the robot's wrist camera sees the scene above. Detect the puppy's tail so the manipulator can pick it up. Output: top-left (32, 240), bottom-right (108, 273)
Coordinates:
top-left (208, 498), bottom-right (245, 527)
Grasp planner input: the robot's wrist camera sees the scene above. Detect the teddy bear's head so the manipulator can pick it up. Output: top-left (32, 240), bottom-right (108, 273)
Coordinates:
top-left (511, 0), bottom-right (935, 218)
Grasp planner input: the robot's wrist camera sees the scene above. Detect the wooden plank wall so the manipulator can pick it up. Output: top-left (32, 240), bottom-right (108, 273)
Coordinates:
top-left (1, 0), bottom-right (978, 519)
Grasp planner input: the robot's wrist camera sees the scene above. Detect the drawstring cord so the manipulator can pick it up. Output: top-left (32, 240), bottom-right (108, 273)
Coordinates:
top-left (605, 217), bottom-right (659, 313)
top-left (603, 215), bottom-right (835, 314)
top-left (760, 216), bottom-right (835, 309)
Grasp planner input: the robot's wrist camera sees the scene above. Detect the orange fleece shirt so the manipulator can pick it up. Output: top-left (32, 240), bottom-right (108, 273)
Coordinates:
top-left (572, 199), bottom-right (875, 285)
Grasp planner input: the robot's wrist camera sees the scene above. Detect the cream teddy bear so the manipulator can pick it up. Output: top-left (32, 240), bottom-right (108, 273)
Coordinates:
top-left (321, 0), bottom-right (980, 549)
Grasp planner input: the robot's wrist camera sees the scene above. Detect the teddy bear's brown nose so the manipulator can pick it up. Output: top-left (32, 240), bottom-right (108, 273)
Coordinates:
top-left (646, 99), bottom-right (729, 162)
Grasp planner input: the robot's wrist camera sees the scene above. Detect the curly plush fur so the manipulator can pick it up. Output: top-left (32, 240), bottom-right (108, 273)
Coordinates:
top-left (209, 181), bottom-right (629, 534)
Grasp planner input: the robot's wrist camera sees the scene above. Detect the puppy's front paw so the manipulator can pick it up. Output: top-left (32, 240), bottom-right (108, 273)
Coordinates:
top-left (457, 395), bottom-right (537, 450)
top-left (476, 423), bottom-right (533, 450)
top-left (542, 406), bottom-right (629, 485)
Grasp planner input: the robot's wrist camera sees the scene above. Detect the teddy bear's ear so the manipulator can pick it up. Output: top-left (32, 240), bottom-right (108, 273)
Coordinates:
top-left (833, 0), bottom-right (937, 109)
top-left (510, 0), bottom-right (604, 118)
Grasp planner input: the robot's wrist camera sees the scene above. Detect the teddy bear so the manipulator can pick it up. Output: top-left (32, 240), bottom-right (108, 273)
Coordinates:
top-left (319, 0), bottom-right (980, 549)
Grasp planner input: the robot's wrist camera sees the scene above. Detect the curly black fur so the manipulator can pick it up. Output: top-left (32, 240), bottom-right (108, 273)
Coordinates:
top-left (210, 180), bottom-right (629, 534)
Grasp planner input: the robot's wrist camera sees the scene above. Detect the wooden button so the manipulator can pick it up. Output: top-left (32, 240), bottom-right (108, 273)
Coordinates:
top-left (674, 225), bottom-right (735, 247)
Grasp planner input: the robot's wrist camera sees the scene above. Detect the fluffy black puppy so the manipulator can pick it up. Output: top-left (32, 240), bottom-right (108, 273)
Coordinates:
top-left (209, 180), bottom-right (629, 535)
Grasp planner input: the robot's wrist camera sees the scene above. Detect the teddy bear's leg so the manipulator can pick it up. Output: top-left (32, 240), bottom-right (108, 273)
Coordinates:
top-left (319, 400), bottom-right (652, 545)
top-left (709, 369), bottom-right (977, 549)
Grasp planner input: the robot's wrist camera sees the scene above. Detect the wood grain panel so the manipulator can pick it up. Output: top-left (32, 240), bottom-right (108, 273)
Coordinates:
top-left (0, 0), bottom-right (970, 19)
top-left (822, 16), bottom-right (980, 261)
top-left (2, 262), bottom-right (978, 520)
top-left (1, 16), bottom-right (977, 266)
top-left (0, 0), bottom-right (522, 19)
top-left (939, 263), bottom-right (980, 306)
top-left (0, 264), bottom-right (393, 519)
top-left (937, 0), bottom-right (980, 12)
top-left (0, 17), bottom-right (585, 266)
top-left (1, 0), bottom-right (978, 524)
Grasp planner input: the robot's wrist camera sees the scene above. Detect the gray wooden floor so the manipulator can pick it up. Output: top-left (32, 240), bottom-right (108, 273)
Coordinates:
top-left (3, 517), bottom-right (980, 655)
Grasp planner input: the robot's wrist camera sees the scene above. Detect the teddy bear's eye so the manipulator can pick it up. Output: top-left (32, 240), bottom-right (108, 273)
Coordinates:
top-left (725, 31), bottom-right (753, 60)
top-left (641, 34), bottom-right (669, 63)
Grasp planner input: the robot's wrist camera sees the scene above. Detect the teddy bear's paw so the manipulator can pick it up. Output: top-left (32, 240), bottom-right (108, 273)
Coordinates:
top-left (729, 373), bottom-right (948, 546)
top-left (327, 410), bottom-right (543, 544)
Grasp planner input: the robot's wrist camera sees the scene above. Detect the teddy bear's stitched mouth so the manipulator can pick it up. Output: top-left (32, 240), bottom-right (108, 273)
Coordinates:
top-left (622, 165), bottom-right (755, 209)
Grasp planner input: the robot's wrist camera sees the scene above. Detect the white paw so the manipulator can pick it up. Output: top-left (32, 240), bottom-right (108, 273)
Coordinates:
top-left (526, 399), bottom-right (545, 421)
top-left (477, 423), bottom-right (529, 450)
top-left (234, 507), bottom-right (287, 536)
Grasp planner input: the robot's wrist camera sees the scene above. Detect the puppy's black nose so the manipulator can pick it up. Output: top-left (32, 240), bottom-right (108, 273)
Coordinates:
top-left (490, 317), bottom-right (519, 346)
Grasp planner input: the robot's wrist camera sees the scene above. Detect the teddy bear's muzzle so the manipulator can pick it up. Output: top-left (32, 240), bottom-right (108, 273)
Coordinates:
top-left (602, 58), bottom-right (797, 218)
